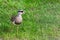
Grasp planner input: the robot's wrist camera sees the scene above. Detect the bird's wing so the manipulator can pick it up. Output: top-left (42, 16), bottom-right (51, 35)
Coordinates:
top-left (11, 15), bottom-right (16, 22)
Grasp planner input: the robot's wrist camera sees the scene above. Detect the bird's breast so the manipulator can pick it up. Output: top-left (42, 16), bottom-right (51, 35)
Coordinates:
top-left (15, 16), bottom-right (22, 23)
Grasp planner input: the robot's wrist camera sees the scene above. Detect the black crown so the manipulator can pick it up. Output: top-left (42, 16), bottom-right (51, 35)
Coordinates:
top-left (18, 10), bottom-right (23, 12)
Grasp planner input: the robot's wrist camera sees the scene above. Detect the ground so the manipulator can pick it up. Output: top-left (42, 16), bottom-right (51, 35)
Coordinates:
top-left (0, 0), bottom-right (60, 40)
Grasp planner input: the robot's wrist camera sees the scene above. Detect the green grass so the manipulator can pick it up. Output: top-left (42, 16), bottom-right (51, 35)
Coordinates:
top-left (0, 0), bottom-right (60, 40)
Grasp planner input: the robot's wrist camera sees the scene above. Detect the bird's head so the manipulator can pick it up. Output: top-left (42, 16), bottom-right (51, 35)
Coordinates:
top-left (18, 10), bottom-right (24, 15)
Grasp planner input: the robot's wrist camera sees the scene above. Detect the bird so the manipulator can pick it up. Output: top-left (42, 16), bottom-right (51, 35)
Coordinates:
top-left (11, 10), bottom-right (24, 25)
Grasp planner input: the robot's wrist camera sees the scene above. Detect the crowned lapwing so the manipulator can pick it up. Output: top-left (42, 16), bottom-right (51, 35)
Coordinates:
top-left (11, 10), bottom-right (24, 25)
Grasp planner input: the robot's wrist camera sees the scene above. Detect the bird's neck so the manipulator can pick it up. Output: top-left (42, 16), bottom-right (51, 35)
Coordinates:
top-left (17, 12), bottom-right (22, 17)
top-left (18, 12), bottom-right (22, 15)
top-left (18, 14), bottom-right (21, 17)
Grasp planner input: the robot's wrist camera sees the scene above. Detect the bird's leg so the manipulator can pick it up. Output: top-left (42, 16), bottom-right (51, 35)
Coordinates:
top-left (17, 26), bottom-right (18, 37)
top-left (16, 26), bottom-right (19, 38)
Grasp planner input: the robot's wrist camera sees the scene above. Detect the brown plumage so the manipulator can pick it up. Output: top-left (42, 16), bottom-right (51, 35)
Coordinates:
top-left (11, 15), bottom-right (16, 22)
